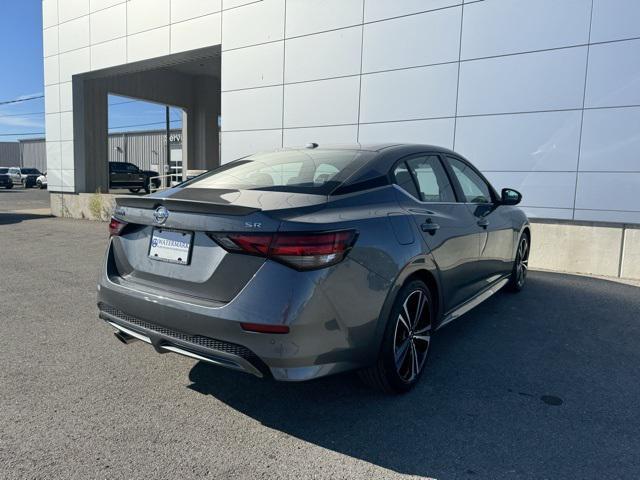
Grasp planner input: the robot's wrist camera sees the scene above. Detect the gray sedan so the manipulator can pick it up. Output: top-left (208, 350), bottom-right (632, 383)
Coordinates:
top-left (97, 144), bottom-right (529, 393)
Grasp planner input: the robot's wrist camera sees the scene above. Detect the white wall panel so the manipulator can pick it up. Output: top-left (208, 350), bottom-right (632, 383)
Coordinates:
top-left (60, 112), bottom-right (74, 141)
top-left (283, 125), bottom-right (358, 147)
top-left (46, 141), bottom-right (62, 171)
top-left (580, 107), bottom-right (640, 172)
top-left (222, 0), bottom-right (285, 50)
top-left (575, 172), bottom-right (640, 211)
top-left (362, 7), bottom-right (460, 73)
top-left (61, 170), bottom-right (75, 191)
top-left (222, 42), bottom-right (284, 91)
top-left (59, 48), bottom-right (90, 82)
top-left (90, 3), bottom-right (126, 44)
top-left (127, 27), bottom-right (170, 63)
top-left (60, 141), bottom-right (75, 170)
top-left (42, 0), bottom-right (59, 29)
top-left (519, 207), bottom-right (574, 221)
top-left (223, 0), bottom-right (258, 9)
top-left (46, 168), bottom-right (63, 190)
top-left (284, 77), bottom-right (360, 128)
top-left (59, 82), bottom-right (73, 112)
top-left (221, 129), bottom-right (283, 163)
top-left (458, 47), bottom-right (587, 116)
top-left (360, 63), bottom-right (458, 123)
top-left (58, 0), bottom-right (90, 23)
top-left (285, 0), bottom-right (363, 38)
top-left (364, 0), bottom-right (459, 23)
top-left (574, 209), bottom-right (640, 224)
top-left (45, 114), bottom-right (62, 142)
top-left (45, 85), bottom-right (60, 114)
top-left (222, 86), bottom-right (283, 130)
top-left (44, 56), bottom-right (60, 86)
top-left (127, 0), bottom-right (170, 35)
top-left (285, 27), bottom-right (361, 83)
top-left (585, 39), bottom-right (640, 108)
top-left (455, 111), bottom-right (582, 172)
top-left (90, 0), bottom-right (125, 12)
top-left (485, 172), bottom-right (577, 209)
top-left (461, 0), bottom-right (591, 60)
top-left (171, 13), bottom-right (222, 53)
top-left (358, 118), bottom-right (455, 148)
top-left (43, 27), bottom-right (59, 57)
top-left (44, 85), bottom-right (60, 113)
top-left (91, 37), bottom-right (126, 70)
top-left (171, 0), bottom-right (222, 23)
top-left (58, 16), bottom-right (90, 53)
top-left (591, 0), bottom-right (640, 43)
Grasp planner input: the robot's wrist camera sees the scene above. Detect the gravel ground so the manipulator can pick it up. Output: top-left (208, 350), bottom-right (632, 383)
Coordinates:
top-left (1, 189), bottom-right (639, 479)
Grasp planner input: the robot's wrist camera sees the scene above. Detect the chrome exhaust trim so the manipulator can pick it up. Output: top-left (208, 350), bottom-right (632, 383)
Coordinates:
top-left (107, 321), bottom-right (152, 344)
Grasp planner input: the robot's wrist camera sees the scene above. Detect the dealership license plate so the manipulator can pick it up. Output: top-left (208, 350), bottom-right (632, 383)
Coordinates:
top-left (149, 228), bottom-right (193, 265)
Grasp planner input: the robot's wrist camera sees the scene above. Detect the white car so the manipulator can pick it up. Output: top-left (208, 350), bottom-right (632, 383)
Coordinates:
top-left (36, 172), bottom-right (47, 189)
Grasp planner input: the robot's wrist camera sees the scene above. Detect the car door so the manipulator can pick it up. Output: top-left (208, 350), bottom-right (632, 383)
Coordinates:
top-left (8, 168), bottom-right (20, 184)
top-left (392, 154), bottom-right (481, 313)
top-left (444, 155), bottom-right (515, 282)
top-left (109, 163), bottom-right (125, 188)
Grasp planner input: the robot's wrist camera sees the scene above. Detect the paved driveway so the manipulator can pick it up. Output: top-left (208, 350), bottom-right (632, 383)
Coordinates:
top-left (1, 201), bottom-right (639, 479)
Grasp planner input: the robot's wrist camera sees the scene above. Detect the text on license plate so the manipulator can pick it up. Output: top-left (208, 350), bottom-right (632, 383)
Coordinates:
top-left (149, 228), bottom-right (193, 265)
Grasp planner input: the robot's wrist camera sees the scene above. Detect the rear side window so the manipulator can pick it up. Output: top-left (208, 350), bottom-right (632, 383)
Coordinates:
top-left (393, 163), bottom-right (420, 198)
top-left (0, 168), bottom-right (8, 174)
top-left (447, 157), bottom-right (492, 204)
top-left (184, 149), bottom-right (373, 195)
top-left (394, 155), bottom-right (455, 203)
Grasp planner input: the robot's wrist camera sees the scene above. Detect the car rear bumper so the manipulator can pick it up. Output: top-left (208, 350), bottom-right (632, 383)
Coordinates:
top-left (97, 240), bottom-right (389, 381)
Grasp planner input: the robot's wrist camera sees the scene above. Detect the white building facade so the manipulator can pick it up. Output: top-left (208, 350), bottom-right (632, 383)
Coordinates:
top-left (42, 0), bottom-right (640, 277)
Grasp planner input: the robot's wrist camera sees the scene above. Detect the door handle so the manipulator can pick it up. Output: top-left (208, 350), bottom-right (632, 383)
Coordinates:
top-left (477, 218), bottom-right (489, 228)
top-left (421, 220), bottom-right (440, 235)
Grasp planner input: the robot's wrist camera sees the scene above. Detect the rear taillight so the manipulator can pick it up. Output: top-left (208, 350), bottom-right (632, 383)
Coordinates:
top-left (108, 217), bottom-right (128, 236)
top-left (210, 230), bottom-right (357, 270)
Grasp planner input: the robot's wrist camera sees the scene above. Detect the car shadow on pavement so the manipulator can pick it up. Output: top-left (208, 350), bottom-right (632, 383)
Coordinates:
top-left (0, 212), bottom-right (52, 225)
top-left (187, 271), bottom-right (640, 478)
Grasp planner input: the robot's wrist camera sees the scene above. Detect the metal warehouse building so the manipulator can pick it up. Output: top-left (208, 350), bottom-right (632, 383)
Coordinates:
top-left (40, 0), bottom-right (640, 279)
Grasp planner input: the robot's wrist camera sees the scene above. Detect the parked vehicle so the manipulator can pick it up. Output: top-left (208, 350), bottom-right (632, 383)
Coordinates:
top-left (7, 167), bottom-right (21, 186)
top-left (109, 162), bottom-right (161, 193)
top-left (98, 144), bottom-right (530, 393)
top-left (36, 172), bottom-right (47, 189)
top-left (0, 167), bottom-right (13, 189)
top-left (20, 168), bottom-right (44, 188)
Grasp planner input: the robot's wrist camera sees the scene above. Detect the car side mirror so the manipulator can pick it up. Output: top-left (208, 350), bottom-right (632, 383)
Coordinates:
top-left (501, 188), bottom-right (522, 206)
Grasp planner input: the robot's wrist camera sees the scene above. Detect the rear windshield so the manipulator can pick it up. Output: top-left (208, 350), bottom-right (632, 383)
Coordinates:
top-left (21, 168), bottom-right (41, 174)
top-left (184, 149), bottom-right (373, 195)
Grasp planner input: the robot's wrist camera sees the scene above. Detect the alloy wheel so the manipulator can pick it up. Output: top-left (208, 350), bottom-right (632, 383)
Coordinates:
top-left (393, 289), bottom-right (431, 383)
top-left (516, 237), bottom-right (529, 287)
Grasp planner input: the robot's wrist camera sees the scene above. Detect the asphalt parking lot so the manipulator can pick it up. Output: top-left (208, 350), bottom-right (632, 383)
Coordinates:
top-left (1, 189), bottom-right (639, 479)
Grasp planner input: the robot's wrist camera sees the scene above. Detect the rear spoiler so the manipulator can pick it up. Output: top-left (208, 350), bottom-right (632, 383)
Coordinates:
top-left (115, 196), bottom-right (261, 216)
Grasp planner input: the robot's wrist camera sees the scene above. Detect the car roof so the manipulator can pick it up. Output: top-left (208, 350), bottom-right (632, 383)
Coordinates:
top-left (281, 143), bottom-right (458, 154)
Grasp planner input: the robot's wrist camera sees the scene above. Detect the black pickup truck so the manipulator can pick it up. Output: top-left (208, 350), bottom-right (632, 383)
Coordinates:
top-left (109, 162), bottom-right (161, 194)
top-left (0, 167), bottom-right (13, 189)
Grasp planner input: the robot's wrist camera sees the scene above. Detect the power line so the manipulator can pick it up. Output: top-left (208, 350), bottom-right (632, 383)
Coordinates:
top-left (0, 132), bottom-right (44, 137)
top-left (0, 111), bottom-right (44, 118)
top-left (109, 119), bottom-right (182, 130)
top-left (0, 95), bottom-right (44, 106)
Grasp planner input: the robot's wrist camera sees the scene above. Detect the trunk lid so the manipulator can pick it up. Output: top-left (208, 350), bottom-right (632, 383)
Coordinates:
top-left (109, 188), bottom-right (327, 303)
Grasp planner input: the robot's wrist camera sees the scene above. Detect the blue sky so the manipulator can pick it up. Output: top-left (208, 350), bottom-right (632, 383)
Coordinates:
top-left (0, 2), bottom-right (181, 142)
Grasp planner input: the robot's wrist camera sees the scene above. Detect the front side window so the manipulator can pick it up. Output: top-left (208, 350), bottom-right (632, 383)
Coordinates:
top-left (447, 157), bottom-right (492, 204)
top-left (184, 149), bottom-right (372, 195)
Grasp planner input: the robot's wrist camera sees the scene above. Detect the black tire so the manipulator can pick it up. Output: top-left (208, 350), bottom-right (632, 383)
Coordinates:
top-left (143, 185), bottom-right (151, 194)
top-left (6, 183), bottom-right (13, 189)
top-left (129, 188), bottom-right (141, 193)
top-left (359, 280), bottom-right (433, 394)
top-left (506, 233), bottom-right (530, 292)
